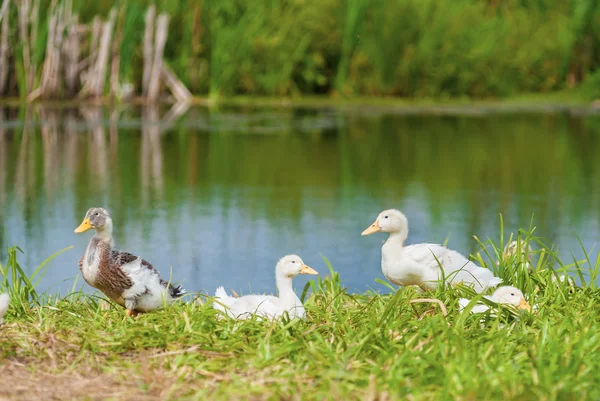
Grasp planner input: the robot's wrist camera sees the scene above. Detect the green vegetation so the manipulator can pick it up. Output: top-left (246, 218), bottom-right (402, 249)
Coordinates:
top-left (1, 0), bottom-right (600, 100)
top-left (1, 230), bottom-right (599, 400)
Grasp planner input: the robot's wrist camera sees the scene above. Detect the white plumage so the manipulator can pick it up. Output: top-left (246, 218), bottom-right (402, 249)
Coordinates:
top-left (362, 209), bottom-right (502, 293)
top-left (213, 255), bottom-right (318, 320)
top-left (458, 285), bottom-right (531, 314)
top-left (0, 293), bottom-right (9, 324)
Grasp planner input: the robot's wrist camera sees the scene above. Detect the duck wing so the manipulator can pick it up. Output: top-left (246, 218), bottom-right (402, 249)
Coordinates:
top-left (111, 251), bottom-right (185, 299)
top-left (225, 294), bottom-right (284, 319)
top-left (404, 243), bottom-right (501, 293)
top-left (458, 297), bottom-right (493, 314)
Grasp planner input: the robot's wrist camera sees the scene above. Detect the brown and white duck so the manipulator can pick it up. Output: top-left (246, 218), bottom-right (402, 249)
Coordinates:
top-left (74, 207), bottom-right (185, 317)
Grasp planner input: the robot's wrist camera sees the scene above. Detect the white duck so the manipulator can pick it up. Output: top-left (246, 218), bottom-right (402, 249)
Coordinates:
top-left (213, 255), bottom-right (318, 320)
top-left (458, 285), bottom-right (531, 313)
top-left (502, 240), bottom-right (575, 289)
top-left (0, 293), bottom-right (9, 324)
top-left (362, 209), bottom-right (502, 293)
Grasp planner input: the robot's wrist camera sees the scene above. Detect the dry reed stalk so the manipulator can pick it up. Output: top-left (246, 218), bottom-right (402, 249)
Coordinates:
top-left (63, 14), bottom-right (80, 96)
top-left (161, 64), bottom-right (192, 103)
top-left (162, 99), bottom-right (190, 123)
top-left (142, 5), bottom-right (155, 96)
top-left (91, 9), bottom-right (116, 97)
top-left (147, 13), bottom-right (168, 102)
top-left (110, 11), bottom-right (122, 99)
top-left (18, 0), bottom-right (32, 92)
top-left (0, 0), bottom-right (8, 21)
top-left (89, 16), bottom-right (101, 65)
top-left (0, 0), bottom-right (9, 94)
top-left (31, 0), bottom-right (69, 100)
top-left (79, 9), bottom-right (116, 98)
top-left (79, 16), bottom-right (102, 90)
top-left (28, 0), bottom-right (40, 91)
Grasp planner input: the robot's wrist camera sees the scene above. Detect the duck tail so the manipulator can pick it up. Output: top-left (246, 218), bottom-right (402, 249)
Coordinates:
top-left (213, 286), bottom-right (234, 313)
top-left (169, 284), bottom-right (186, 299)
top-left (488, 277), bottom-right (503, 289)
top-left (214, 286), bottom-right (228, 300)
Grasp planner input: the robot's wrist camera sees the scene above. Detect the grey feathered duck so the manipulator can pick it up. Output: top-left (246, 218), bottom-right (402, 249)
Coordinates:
top-left (75, 207), bottom-right (185, 317)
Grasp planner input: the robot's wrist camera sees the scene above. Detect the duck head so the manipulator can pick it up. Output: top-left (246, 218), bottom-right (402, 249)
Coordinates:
top-left (74, 207), bottom-right (113, 235)
top-left (361, 209), bottom-right (409, 238)
top-left (492, 286), bottom-right (531, 312)
top-left (277, 255), bottom-right (318, 278)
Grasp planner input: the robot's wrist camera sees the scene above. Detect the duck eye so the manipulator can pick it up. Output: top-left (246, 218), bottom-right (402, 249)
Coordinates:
top-left (510, 293), bottom-right (515, 296)
top-left (384, 216), bottom-right (388, 219)
top-left (291, 261), bottom-right (296, 263)
top-left (94, 212), bottom-right (99, 216)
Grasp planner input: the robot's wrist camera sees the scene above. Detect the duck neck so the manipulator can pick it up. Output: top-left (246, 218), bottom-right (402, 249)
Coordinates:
top-left (92, 221), bottom-right (114, 247)
top-left (386, 230), bottom-right (408, 247)
top-left (275, 273), bottom-right (297, 307)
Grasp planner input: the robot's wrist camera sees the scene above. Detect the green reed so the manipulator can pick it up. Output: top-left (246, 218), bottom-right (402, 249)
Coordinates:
top-left (1, 0), bottom-right (599, 100)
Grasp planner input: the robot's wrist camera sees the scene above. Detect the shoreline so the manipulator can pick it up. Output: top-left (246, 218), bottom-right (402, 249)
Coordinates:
top-left (0, 91), bottom-right (597, 114)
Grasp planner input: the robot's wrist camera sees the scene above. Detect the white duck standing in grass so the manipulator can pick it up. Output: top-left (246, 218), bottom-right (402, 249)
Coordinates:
top-left (0, 293), bottom-right (9, 324)
top-left (362, 209), bottom-right (502, 293)
top-left (75, 207), bottom-right (186, 317)
top-left (213, 255), bottom-right (318, 320)
top-left (459, 285), bottom-right (532, 313)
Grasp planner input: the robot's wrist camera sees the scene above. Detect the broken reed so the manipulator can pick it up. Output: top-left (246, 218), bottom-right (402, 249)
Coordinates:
top-left (0, 0), bottom-right (599, 101)
top-left (0, 0), bottom-right (191, 103)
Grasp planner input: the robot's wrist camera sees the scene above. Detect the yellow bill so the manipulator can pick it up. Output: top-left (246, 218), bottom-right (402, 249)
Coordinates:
top-left (74, 218), bottom-right (93, 233)
top-left (517, 298), bottom-right (531, 311)
top-left (300, 264), bottom-right (319, 275)
top-left (361, 220), bottom-right (381, 236)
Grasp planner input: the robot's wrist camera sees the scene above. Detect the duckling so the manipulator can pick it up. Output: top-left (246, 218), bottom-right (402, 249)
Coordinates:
top-left (213, 255), bottom-right (318, 320)
top-left (0, 293), bottom-right (8, 324)
top-left (74, 207), bottom-right (185, 317)
top-left (459, 285), bottom-right (532, 313)
top-left (362, 209), bottom-right (502, 293)
top-left (500, 240), bottom-right (532, 270)
top-left (501, 240), bottom-right (575, 290)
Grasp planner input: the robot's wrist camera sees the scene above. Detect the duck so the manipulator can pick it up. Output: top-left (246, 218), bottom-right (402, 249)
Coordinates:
top-left (0, 293), bottom-right (8, 324)
top-left (362, 209), bottom-right (502, 293)
top-left (213, 255), bottom-right (318, 320)
top-left (501, 240), bottom-right (575, 290)
top-left (74, 207), bottom-right (185, 317)
top-left (458, 285), bottom-right (532, 313)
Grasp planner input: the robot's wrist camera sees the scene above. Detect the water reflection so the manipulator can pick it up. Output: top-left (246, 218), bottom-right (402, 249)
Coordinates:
top-left (0, 105), bottom-right (599, 294)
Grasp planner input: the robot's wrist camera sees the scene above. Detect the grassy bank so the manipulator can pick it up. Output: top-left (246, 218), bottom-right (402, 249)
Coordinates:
top-left (1, 233), bottom-right (599, 400)
top-left (1, 0), bottom-right (600, 100)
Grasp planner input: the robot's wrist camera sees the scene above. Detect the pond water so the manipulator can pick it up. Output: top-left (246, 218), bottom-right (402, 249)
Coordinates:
top-left (1, 104), bottom-right (600, 295)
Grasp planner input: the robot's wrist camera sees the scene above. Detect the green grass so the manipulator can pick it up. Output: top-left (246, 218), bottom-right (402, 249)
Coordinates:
top-left (0, 233), bottom-right (599, 400)
top-left (3, 0), bottom-right (600, 100)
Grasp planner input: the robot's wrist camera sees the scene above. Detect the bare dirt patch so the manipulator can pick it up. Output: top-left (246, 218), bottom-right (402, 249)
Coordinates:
top-left (0, 360), bottom-right (178, 401)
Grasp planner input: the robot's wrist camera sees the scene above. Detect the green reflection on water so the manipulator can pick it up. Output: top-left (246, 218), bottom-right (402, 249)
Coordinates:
top-left (0, 105), bottom-right (599, 293)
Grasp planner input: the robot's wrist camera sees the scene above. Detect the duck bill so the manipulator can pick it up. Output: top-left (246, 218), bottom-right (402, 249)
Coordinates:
top-left (517, 298), bottom-right (531, 311)
top-left (361, 220), bottom-right (381, 236)
top-left (74, 218), bottom-right (93, 233)
top-left (300, 264), bottom-right (319, 275)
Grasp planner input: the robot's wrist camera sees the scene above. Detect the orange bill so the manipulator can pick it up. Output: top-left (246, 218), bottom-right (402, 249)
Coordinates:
top-left (361, 220), bottom-right (381, 236)
top-left (300, 264), bottom-right (319, 275)
top-left (74, 218), bottom-right (93, 233)
top-left (517, 298), bottom-right (531, 311)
